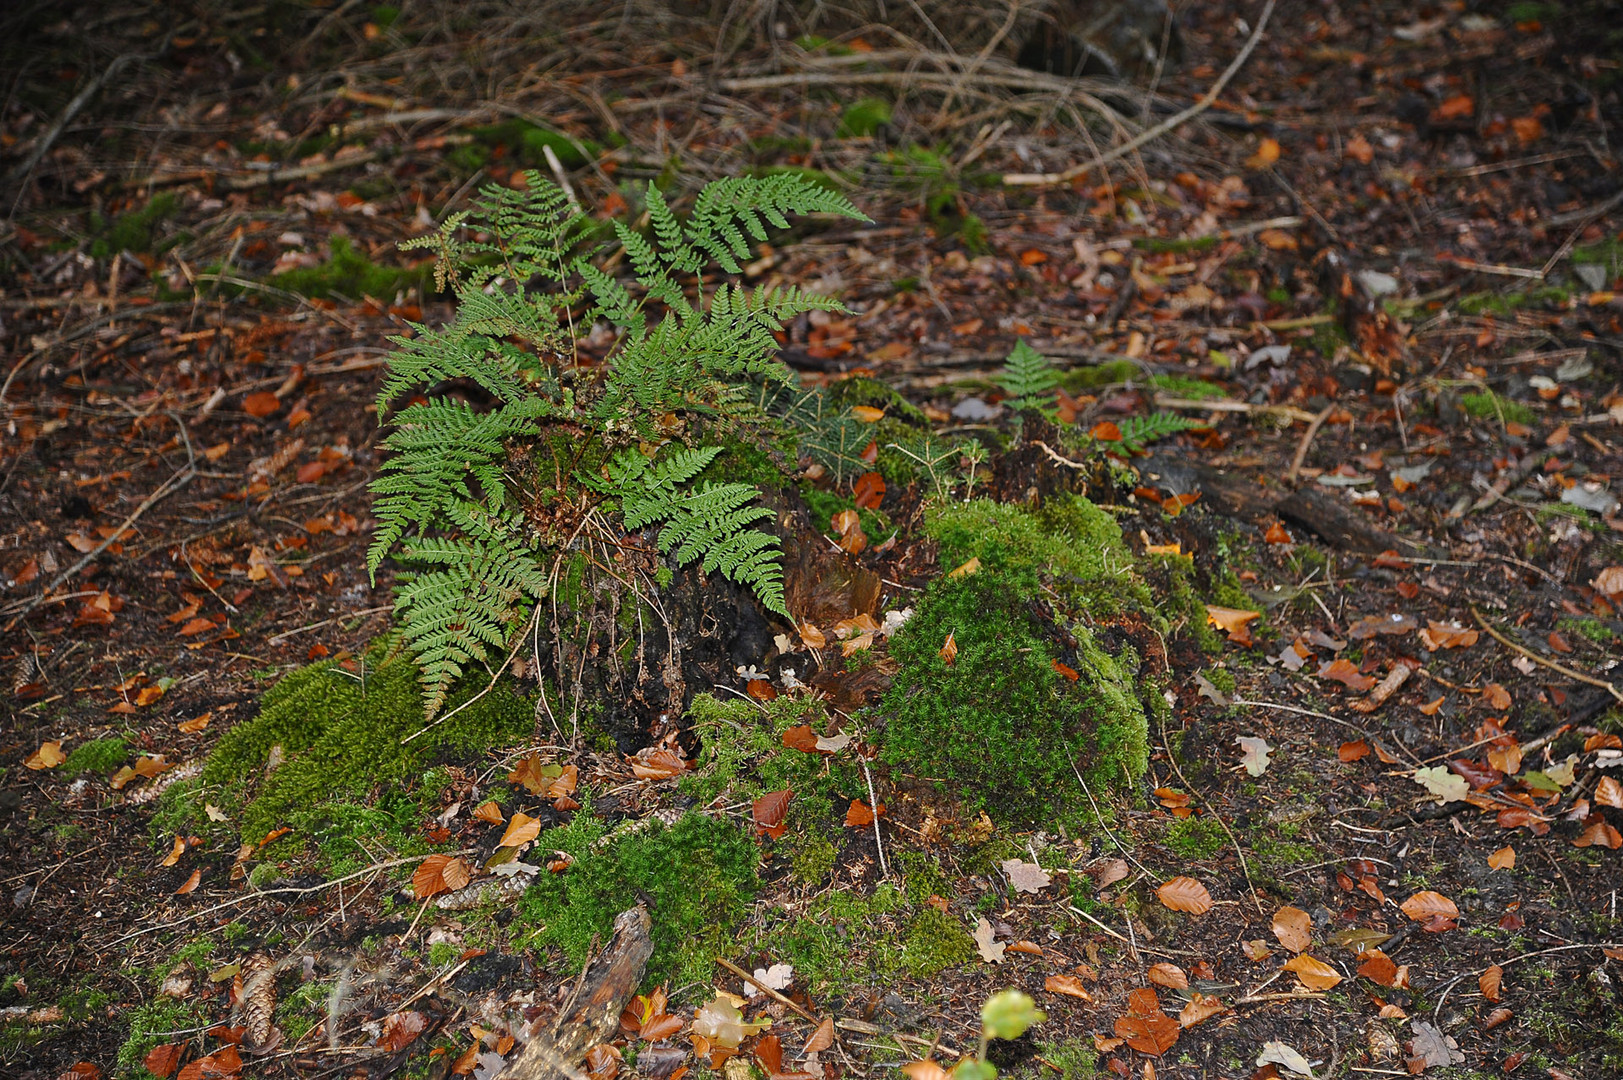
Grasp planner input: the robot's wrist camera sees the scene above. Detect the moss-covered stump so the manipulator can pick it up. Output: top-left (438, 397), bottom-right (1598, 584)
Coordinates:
top-left (878, 494), bottom-right (1192, 823)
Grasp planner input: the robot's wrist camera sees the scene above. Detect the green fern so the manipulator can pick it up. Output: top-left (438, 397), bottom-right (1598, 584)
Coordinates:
top-left (1113, 412), bottom-right (1201, 453)
top-left (998, 340), bottom-right (1060, 411)
top-left (371, 172), bottom-right (863, 713)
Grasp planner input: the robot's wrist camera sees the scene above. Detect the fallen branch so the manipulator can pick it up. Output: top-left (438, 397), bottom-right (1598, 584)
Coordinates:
top-left (1002, 0), bottom-right (1276, 186)
top-left (1469, 605), bottom-right (1623, 703)
top-left (501, 906), bottom-right (653, 1080)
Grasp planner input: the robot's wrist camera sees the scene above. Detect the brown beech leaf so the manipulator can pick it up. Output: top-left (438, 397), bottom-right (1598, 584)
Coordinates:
top-left (938, 632), bottom-right (957, 665)
top-left (1155, 877), bottom-right (1213, 914)
top-left (803, 1017), bottom-right (835, 1057)
top-left (1316, 658), bottom-right (1376, 692)
top-left (25, 740), bottom-right (66, 770)
top-left (379, 1010), bottom-right (427, 1052)
top-left (1112, 1014), bottom-right (1179, 1057)
top-left (844, 798), bottom-right (878, 828)
top-left (174, 869), bottom-right (202, 895)
top-left (1399, 891), bottom-right (1459, 922)
top-left (1356, 951), bottom-right (1398, 987)
top-left (143, 1045), bottom-right (183, 1079)
top-left (782, 725), bottom-right (821, 752)
top-left (1178, 993), bottom-right (1227, 1029)
top-left (1487, 846), bottom-right (1515, 870)
top-left (1479, 964), bottom-right (1503, 1003)
top-left (630, 747), bottom-right (689, 780)
top-left (1206, 606), bottom-right (1261, 645)
top-left (1271, 906), bottom-right (1312, 954)
top-left (1574, 821), bottom-right (1623, 849)
top-left (1240, 939), bottom-right (1273, 961)
top-left (473, 801), bottom-right (504, 825)
top-left (1595, 776), bottom-right (1623, 810)
top-left (1044, 974), bottom-right (1093, 1001)
top-left (498, 812), bottom-right (541, 849)
top-left (413, 854), bottom-right (472, 898)
top-left (1339, 740), bottom-right (1371, 762)
top-left (899, 1062), bottom-right (949, 1080)
top-left (1283, 954), bottom-right (1342, 990)
top-left (852, 471), bottom-right (886, 510)
top-left (753, 790), bottom-right (792, 838)
top-left (1147, 963), bottom-right (1188, 990)
top-left (242, 392), bottom-right (281, 418)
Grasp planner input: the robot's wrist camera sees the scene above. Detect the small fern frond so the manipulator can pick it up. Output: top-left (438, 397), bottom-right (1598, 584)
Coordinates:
top-left (998, 339), bottom-right (1060, 411)
top-left (1114, 412), bottom-right (1200, 452)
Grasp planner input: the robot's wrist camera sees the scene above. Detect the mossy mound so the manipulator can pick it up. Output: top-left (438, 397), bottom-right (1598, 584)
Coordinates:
top-left (879, 495), bottom-right (1174, 822)
top-left (196, 639), bottom-right (532, 844)
top-left (515, 810), bottom-right (759, 988)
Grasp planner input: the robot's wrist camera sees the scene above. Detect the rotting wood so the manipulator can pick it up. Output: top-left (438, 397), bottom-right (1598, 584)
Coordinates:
top-left (500, 905), bottom-right (654, 1080)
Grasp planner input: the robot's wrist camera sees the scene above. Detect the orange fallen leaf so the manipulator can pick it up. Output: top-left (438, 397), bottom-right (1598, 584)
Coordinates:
top-left (413, 854), bottom-right (471, 898)
top-left (1271, 906), bottom-right (1312, 954)
top-left (473, 801), bottom-right (504, 825)
top-left (1487, 846), bottom-right (1515, 870)
top-left (1317, 658), bottom-right (1376, 692)
top-left (143, 1044), bottom-right (182, 1079)
top-left (1206, 606), bottom-right (1261, 646)
top-left (25, 740), bottom-right (66, 770)
top-left (498, 812), bottom-right (541, 848)
top-left (1244, 137), bottom-right (1281, 170)
top-left (1263, 521), bottom-right (1293, 544)
top-left (1282, 954), bottom-right (1342, 990)
top-left (630, 748), bottom-right (689, 780)
top-left (845, 798), bottom-right (879, 828)
top-left (1090, 421), bottom-right (1123, 442)
top-left (1147, 963), bottom-right (1188, 990)
top-left (938, 632), bottom-right (957, 665)
top-left (1156, 876), bottom-right (1212, 914)
top-left (178, 617), bottom-right (218, 637)
top-left (1339, 740), bottom-right (1371, 762)
top-left (242, 392), bottom-right (281, 418)
top-left (1043, 974), bottom-right (1094, 1001)
top-left (135, 685), bottom-right (166, 707)
top-left (178, 713), bottom-right (211, 734)
top-left (174, 869), bottom-right (202, 895)
top-left (852, 471), bottom-right (885, 511)
top-left (1399, 891), bottom-right (1459, 922)
top-left (161, 836), bottom-right (185, 868)
top-left (1356, 951), bottom-right (1398, 987)
top-left (1178, 993), bottom-right (1227, 1028)
top-left (1480, 964), bottom-right (1504, 1003)
top-left (1595, 776), bottom-right (1623, 810)
top-left (1574, 821), bottom-right (1622, 849)
top-left (849, 406), bottom-right (886, 423)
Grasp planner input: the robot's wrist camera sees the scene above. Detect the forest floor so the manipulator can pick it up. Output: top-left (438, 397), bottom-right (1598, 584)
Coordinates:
top-left (2, 2), bottom-right (1622, 1079)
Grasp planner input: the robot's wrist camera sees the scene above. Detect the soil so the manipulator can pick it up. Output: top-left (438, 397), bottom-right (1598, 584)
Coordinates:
top-left (2, 2), bottom-right (1622, 1079)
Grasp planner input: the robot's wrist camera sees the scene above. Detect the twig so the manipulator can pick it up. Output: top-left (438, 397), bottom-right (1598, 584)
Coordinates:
top-left (1154, 395), bottom-right (1321, 423)
top-left (1286, 404), bottom-right (1336, 485)
top-left (1155, 707), bottom-right (1265, 916)
top-left (1070, 759), bottom-right (1157, 881)
top-left (1230, 700), bottom-right (1423, 767)
top-left (1469, 606), bottom-right (1623, 703)
top-left (542, 143), bottom-right (580, 210)
top-left (713, 956), bottom-right (819, 1022)
top-left (1002, 0), bottom-right (1276, 186)
top-left (862, 760), bottom-right (889, 879)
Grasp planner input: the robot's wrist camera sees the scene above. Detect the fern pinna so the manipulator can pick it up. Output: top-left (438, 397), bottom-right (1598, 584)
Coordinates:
top-left (370, 170), bottom-right (866, 715)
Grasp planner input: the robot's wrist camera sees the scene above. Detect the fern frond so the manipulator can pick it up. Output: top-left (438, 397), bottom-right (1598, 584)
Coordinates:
top-left (1114, 412), bottom-right (1200, 452)
top-left (998, 340), bottom-right (1060, 411)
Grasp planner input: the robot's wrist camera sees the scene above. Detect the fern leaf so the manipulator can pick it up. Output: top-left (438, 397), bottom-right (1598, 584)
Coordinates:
top-left (1114, 412), bottom-right (1200, 452)
top-left (998, 339), bottom-right (1060, 411)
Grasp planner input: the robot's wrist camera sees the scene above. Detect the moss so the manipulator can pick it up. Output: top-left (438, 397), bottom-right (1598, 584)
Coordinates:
top-left (90, 192), bottom-right (181, 259)
top-left (801, 486), bottom-right (891, 544)
top-left (62, 737), bottom-right (128, 777)
top-left (1204, 667), bottom-right (1237, 695)
top-left (1560, 617), bottom-right (1617, 644)
top-left (1062, 359), bottom-right (1140, 390)
top-left (1572, 236), bottom-right (1622, 269)
top-left (826, 376), bottom-right (931, 428)
top-left (514, 810), bottom-right (758, 988)
top-left (276, 979), bottom-right (327, 1043)
top-left (270, 234), bottom-right (431, 301)
top-left (1457, 287), bottom-right (1571, 316)
top-left (1146, 374), bottom-right (1227, 401)
top-left (1251, 836), bottom-right (1319, 868)
top-left (1163, 817), bottom-right (1225, 860)
top-left (879, 569), bottom-right (1146, 822)
top-left (1027, 1039), bottom-right (1097, 1080)
top-left (837, 98), bottom-right (892, 138)
top-left (117, 997), bottom-right (210, 1077)
top-left (1460, 390), bottom-right (1536, 426)
top-left (199, 639), bottom-right (532, 845)
top-left (683, 693), bottom-right (862, 807)
top-left (768, 884), bottom-right (908, 993)
top-left (900, 906), bottom-right (975, 978)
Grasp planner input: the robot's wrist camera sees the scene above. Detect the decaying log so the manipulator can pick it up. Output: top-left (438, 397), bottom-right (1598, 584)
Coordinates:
top-left (501, 906), bottom-right (654, 1080)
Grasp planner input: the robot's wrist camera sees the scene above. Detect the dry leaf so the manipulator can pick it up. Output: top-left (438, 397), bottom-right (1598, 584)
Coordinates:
top-left (1480, 964), bottom-right (1503, 1003)
top-left (803, 1017), bottom-right (835, 1057)
top-left (379, 1009), bottom-right (427, 1052)
top-left (1001, 859), bottom-right (1051, 894)
top-left (1113, 1013), bottom-right (1178, 1056)
top-left (143, 1045), bottom-right (182, 1079)
top-left (1574, 821), bottom-right (1623, 849)
top-left (161, 836), bottom-right (185, 868)
top-left (1146, 963), bottom-right (1188, 990)
top-left (1487, 846), bottom-right (1515, 870)
top-left (1399, 891), bottom-right (1458, 923)
top-left (174, 869), bottom-right (201, 895)
top-left (1156, 877), bottom-right (1213, 914)
top-left (692, 994), bottom-right (769, 1050)
top-left (242, 392), bottom-right (281, 418)
top-left (413, 855), bottom-right (471, 898)
top-left (1271, 906), bottom-right (1312, 954)
top-left (473, 801), bottom-right (504, 825)
top-left (25, 740), bottom-right (65, 770)
top-left (899, 1063), bottom-right (948, 1080)
top-left (974, 918), bottom-right (1006, 964)
top-left (1177, 993), bottom-right (1226, 1029)
top-left (1236, 736), bottom-right (1273, 776)
top-left (498, 812), bottom-right (541, 848)
top-left (1412, 766), bottom-right (1468, 805)
top-left (1244, 137), bottom-right (1281, 170)
top-left (1339, 740), bottom-right (1371, 762)
top-left (752, 790), bottom-right (792, 838)
top-left (1206, 606), bottom-right (1261, 645)
top-left (1595, 776), bottom-right (1623, 809)
top-left (1282, 954), bottom-right (1342, 990)
top-left (1043, 974), bottom-right (1093, 1001)
top-left (630, 748), bottom-right (689, 780)
top-left (938, 632), bottom-right (957, 665)
top-left (947, 556), bottom-right (980, 579)
top-left (1356, 951), bottom-right (1398, 987)
top-left (1317, 658), bottom-right (1376, 692)
top-left (1240, 939), bottom-right (1273, 961)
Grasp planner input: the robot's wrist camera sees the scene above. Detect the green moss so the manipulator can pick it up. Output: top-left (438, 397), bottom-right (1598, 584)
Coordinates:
top-left (1147, 374), bottom-right (1227, 401)
top-left (199, 639), bottom-right (532, 845)
top-left (470, 118), bottom-right (598, 169)
top-left (900, 906), bottom-right (975, 978)
top-left (826, 376), bottom-right (931, 428)
top-left (62, 737), bottom-right (128, 777)
top-left (1163, 817), bottom-right (1225, 860)
top-left (768, 884), bottom-right (907, 992)
top-left (1251, 836), bottom-right (1319, 868)
top-left (1026, 1039), bottom-right (1097, 1080)
top-left (837, 98), bottom-right (892, 138)
top-left (90, 192), bottom-right (181, 259)
top-left (117, 997), bottom-right (210, 1077)
top-left (1062, 360), bottom-right (1140, 391)
top-left (1560, 617), bottom-right (1618, 644)
top-left (1130, 235), bottom-right (1220, 255)
top-left (514, 810), bottom-right (758, 988)
top-left (270, 234), bottom-right (431, 301)
top-left (1460, 391), bottom-right (1536, 426)
top-left (1457, 287), bottom-right (1571, 316)
top-left (1572, 236), bottom-right (1622, 270)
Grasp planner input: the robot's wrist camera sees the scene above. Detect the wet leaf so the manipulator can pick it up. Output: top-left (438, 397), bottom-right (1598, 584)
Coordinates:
top-left (844, 798), bottom-right (879, 827)
top-left (379, 1009), bottom-right (427, 1051)
top-left (1282, 954), bottom-right (1342, 990)
top-left (161, 836), bottom-right (186, 868)
top-left (1244, 137), bottom-right (1281, 170)
top-left (1155, 877), bottom-right (1212, 914)
top-left (1271, 906), bottom-right (1312, 954)
top-left (852, 471), bottom-right (885, 510)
